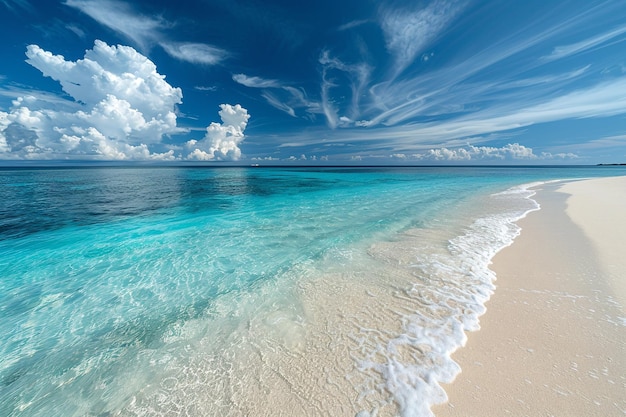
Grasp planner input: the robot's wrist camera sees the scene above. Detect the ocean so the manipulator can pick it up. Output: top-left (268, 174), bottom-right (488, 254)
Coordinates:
top-left (1, 166), bottom-right (624, 417)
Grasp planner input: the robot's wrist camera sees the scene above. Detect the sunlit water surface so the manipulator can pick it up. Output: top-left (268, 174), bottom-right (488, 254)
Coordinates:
top-left (1, 166), bottom-right (623, 417)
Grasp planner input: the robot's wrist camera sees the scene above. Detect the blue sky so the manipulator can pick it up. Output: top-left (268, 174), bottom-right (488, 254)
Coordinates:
top-left (0, 0), bottom-right (625, 164)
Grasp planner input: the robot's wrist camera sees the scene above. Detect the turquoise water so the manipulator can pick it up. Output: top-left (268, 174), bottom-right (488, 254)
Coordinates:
top-left (1, 166), bottom-right (624, 417)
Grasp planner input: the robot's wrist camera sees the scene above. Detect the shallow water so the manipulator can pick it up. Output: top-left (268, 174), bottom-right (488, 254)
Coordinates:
top-left (1, 166), bottom-right (624, 417)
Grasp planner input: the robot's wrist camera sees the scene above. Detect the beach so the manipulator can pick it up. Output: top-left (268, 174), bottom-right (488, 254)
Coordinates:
top-left (434, 176), bottom-right (626, 416)
top-left (3, 167), bottom-right (626, 417)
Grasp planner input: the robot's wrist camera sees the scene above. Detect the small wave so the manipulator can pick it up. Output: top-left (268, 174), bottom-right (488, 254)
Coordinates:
top-left (354, 181), bottom-right (543, 417)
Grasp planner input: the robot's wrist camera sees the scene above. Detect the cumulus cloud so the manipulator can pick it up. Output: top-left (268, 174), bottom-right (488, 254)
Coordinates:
top-left (0, 41), bottom-right (248, 161)
top-left (0, 41), bottom-right (183, 160)
top-left (25, 40), bottom-right (182, 124)
top-left (417, 143), bottom-right (537, 161)
top-left (411, 143), bottom-right (577, 161)
top-left (251, 156), bottom-right (280, 161)
top-left (186, 104), bottom-right (250, 161)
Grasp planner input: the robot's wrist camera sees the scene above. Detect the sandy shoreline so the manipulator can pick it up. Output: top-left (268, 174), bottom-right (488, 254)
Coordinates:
top-left (434, 177), bottom-right (626, 416)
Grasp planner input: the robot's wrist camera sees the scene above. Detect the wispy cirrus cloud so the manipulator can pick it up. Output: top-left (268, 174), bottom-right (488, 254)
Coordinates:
top-left (386, 76), bottom-right (626, 147)
top-left (232, 74), bottom-right (282, 88)
top-left (0, 0), bottom-right (33, 14)
top-left (233, 73), bottom-right (321, 118)
top-left (356, 7), bottom-right (605, 131)
top-left (547, 134), bottom-right (626, 155)
top-left (160, 42), bottom-right (228, 65)
top-left (379, 0), bottom-right (466, 76)
top-left (544, 24), bottom-right (626, 61)
top-left (337, 19), bottom-right (370, 31)
top-left (332, 0), bottom-right (624, 138)
top-left (494, 65), bottom-right (591, 90)
top-left (318, 51), bottom-right (371, 128)
top-left (230, 1), bottom-right (625, 162)
top-left (194, 85), bottom-right (218, 92)
top-left (273, 75), bottom-right (626, 157)
top-left (65, 0), bottom-right (228, 65)
top-left (65, 0), bottom-right (165, 50)
top-left (261, 92), bottom-right (296, 117)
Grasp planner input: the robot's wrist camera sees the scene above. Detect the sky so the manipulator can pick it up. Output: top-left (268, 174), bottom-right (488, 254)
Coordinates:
top-left (0, 0), bottom-right (625, 164)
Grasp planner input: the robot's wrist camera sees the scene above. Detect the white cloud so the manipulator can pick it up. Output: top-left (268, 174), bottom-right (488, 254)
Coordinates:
top-left (281, 86), bottom-right (322, 118)
top-left (232, 74), bottom-right (281, 88)
top-left (1, 0), bottom-right (34, 14)
top-left (284, 154), bottom-right (309, 161)
top-left (232, 73), bottom-right (297, 117)
top-left (58, 127), bottom-right (177, 160)
top-left (319, 51), bottom-right (371, 127)
top-left (0, 41), bottom-right (240, 161)
top-left (233, 74), bottom-right (321, 118)
top-left (65, 0), bottom-right (164, 50)
top-left (261, 92), bottom-right (296, 117)
top-left (186, 104), bottom-right (250, 161)
top-left (337, 19), bottom-right (370, 31)
top-left (66, 24), bottom-right (86, 38)
top-left (251, 156), bottom-right (280, 161)
top-left (497, 66), bottom-right (590, 90)
top-left (439, 77), bottom-right (626, 139)
top-left (379, 0), bottom-right (465, 75)
top-left (545, 25), bottom-right (626, 61)
top-left (294, 75), bottom-right (626, 154)
top-left (194, 85), bottom-right (218, 92)
top-left (320, 76), bottom-right (338, 129)
top-left (25, 40), bottom-right (182, 122)
top-left (0, 88), bottom-right (78, 111)
top-left (411, 143), bottom-right (576, 161)
top-left (160, 42), bottom-right (228, 65)
top-left (65, 0), bottom-right (227, 65)
top-left (547, 134), bottom-right (625, 155)
top-left (360, 4), bottom-right (601, 130)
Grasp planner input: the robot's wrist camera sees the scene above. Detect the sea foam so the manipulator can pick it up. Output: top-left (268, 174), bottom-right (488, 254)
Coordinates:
top-left (351, 182), bottom-right (541, 417)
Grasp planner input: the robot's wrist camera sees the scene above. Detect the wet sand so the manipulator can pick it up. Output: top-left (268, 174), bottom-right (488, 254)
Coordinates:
top-left (434, 177), bottom-right (626, 416)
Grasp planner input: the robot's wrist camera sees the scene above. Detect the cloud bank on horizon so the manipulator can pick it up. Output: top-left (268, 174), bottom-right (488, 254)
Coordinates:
top-left (0, 0), bottom-right (625, 163)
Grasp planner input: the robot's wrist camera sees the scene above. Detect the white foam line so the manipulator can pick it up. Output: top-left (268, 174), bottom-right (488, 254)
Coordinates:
top-left (360, 180), bottom-right (550, 417)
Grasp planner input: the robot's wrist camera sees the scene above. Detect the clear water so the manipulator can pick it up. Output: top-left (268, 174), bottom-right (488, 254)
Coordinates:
top-left (1, 166), bottom-right (624, 417)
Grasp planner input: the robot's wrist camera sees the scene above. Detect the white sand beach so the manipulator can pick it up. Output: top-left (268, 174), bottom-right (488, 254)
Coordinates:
top-left (434, 176), bottom-right (626, 416)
